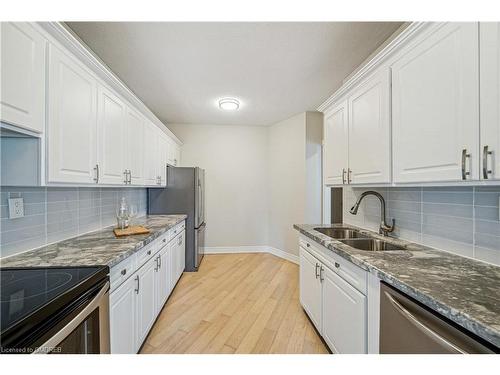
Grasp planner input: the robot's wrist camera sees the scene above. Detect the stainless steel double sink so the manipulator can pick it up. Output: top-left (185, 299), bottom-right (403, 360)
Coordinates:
top-left (314, 227), bottom-right (406, 252)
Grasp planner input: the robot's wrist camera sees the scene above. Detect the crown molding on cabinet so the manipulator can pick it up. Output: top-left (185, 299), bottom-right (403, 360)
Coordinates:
top-left (37, 22), bottom-right (182, 145)
top-left (317, 22), bottom-right (438, 112)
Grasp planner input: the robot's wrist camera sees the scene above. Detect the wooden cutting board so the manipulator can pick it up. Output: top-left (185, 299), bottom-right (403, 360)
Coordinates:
top-left (113, 225), bottom-right (151, 237)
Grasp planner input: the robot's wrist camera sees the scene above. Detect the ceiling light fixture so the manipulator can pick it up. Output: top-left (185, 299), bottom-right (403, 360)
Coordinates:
top-left (218, 98), bottom-right (240, 111)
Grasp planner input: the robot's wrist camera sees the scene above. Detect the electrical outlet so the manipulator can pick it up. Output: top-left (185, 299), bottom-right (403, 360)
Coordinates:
top-left (8, 198), bottom-right (24, 219)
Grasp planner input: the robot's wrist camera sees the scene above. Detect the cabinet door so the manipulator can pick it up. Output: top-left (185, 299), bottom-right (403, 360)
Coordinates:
top-left (97, 85), bottom-right (126, 185)
top-left (173, 143), bottom-right (181, 167)
top-left (323, 101), bottom-right (349, 185)
top-left (1, 22), bottom-right (45, 133)
top-left (178, 231), bottom-right (185, 278)
top-left (47, 45), bottom-right (98, 184)
top-left (125, 107), bottom-right (145, 185)
top-left (157, 134), bottom-right (168, 186)
top-left (321, 266), bottom-right (366, 354)
top-left (136, 258), bottom-right (157, 348)
top-left (480, 23), bottom-right (500, 180)
top-left (348, 70), bottom-right (391, 184)
top-left (156, 246), bottom-right (170, 313)
top-left (109, 276), bottom-right (136, 354)
top-left (143, 121), bottom-right (159, 186)
top-left (392, 23), bottom-right (479, 183)
top-left (299, 247), bottom-right (322, 330)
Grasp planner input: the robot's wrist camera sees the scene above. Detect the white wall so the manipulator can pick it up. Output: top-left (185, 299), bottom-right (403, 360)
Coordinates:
top-left (267, 114), bottom-right (306, 256)
top-left (168, 124), bottom-right (269, 248)
top-left (169, 112), bottom-right (322, 258)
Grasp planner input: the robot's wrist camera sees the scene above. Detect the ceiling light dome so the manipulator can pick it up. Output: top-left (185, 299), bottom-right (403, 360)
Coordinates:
top-left (218, 98), bottom-right (240, 111)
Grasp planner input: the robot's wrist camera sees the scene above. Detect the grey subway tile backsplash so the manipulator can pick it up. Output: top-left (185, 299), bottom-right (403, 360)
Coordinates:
top-left (0, 186), bottom-right (148, 258)
top-left (344, 186), bottom-right (500, 266)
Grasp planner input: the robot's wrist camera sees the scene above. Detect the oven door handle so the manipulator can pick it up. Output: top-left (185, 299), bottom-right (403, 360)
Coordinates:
top-left (32, 281), bottom-right (110, 354)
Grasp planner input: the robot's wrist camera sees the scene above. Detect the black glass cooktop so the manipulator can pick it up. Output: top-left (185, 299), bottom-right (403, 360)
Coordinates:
top-left (0, 266), bottom-right (108, 349)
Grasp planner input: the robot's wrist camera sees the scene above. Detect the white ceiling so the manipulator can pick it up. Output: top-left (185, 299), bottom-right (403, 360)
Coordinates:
top-left (67, 22), bottom-right (403, 126)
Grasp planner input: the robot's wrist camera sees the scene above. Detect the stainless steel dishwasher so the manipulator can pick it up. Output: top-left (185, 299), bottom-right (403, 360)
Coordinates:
top-left (379, 282), bottom-right (498, 354)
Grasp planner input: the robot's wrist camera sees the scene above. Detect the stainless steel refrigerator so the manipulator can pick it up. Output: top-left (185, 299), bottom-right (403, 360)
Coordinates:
top-left (148, 167), bottom-right (205, 271)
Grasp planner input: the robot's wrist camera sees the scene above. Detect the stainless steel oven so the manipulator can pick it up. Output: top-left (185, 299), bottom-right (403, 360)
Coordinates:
top-left (34, 280), bottom-right (110, 354)
top-left (1, 266), bottom-right (110, 354)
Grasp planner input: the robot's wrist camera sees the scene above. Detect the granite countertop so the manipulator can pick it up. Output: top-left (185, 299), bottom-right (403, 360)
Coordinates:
top-left (294, 223), bottom-right (500, 349)
top-left (0, 215), bottom-right (187, 269)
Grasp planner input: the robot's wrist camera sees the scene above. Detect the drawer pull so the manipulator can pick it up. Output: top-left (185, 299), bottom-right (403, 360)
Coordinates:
top-left (163, 238), bottom-right (166, 243)
top-left (306, 243), bottom-right (310, 248)
top-left (147, 250), bottom-right (151, 255)
top-left (315, 263), bottom-right (320, 279)
top-left (335, 262), bottom-right (340, 268)
top-left (121, 269), bottom-right (127, 275)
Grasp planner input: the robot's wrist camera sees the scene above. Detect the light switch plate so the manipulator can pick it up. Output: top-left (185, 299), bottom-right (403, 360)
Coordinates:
top-left (8, 197), bottom-right (24, 219)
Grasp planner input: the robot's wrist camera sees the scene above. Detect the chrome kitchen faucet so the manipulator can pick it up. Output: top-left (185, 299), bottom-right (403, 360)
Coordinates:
top-left (349, 191), bottom-right (395, 236)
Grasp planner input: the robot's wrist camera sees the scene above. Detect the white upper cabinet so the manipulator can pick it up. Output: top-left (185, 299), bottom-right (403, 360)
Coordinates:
top-left (323, 101), bottom-right (349, 185)
top-left (157, 133), bottom-right (168, 186)
top-left (143, 121), bottom-right (159, 186)
top-left (47, 44), bottom-right (98, 184)
top-left (348, 69), bottom-right (391, 184)
top-left (480, 23), bottom-right (500, 181)
top-left (97, 85), bottom-right (126, 185)
top-left (167, 138), bottom-right (181, 167)
top-left (125, 107), bottom-right (145, 185)
top-left (392, 23), bottom-right (479, 183)
top-left (1, 22), bottom-right (45, 134)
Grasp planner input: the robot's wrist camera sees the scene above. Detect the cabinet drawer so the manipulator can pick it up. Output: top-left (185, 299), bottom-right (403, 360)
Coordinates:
top-left (157, 232), bottom-right (170, 249)
top-left (300, 236), bottom-right (367, 295)
top-left (110, 254), bottom-right (136, 291)
top-left (170, 224), bottom-right (183, 238)
top-left (328, 253), bottom-right (367, 295)
top-left (136, 243), bottom-right (157, 268)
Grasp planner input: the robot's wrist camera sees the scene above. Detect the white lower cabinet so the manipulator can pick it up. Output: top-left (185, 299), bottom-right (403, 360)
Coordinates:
top-left (109, 221), bottom-right (186, 353)
top-left (155, 243), bottom-right (171, 313)
top-left (136, 256), bottom-right (157, 348)
top-left (299, 247), bottom-right (322, 329)
top-left (109, 275), bottom-right (137, 354)
top-left (299, 243), bottom-right (367, 354)
top-left (321, 266), bottom-right (367, 354)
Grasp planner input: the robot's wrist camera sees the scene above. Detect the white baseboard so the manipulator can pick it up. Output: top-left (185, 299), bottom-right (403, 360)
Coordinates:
top-left (266, 246), bottom-right (299, 264)
top-left (203, 245), bottom-right (299, 264)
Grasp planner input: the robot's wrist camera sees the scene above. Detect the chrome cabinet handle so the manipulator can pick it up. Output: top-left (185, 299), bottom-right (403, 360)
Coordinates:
top-left (461, 149), bottom-right (471, 180)
top-left (306, 243), bottom-right (310, 248)
top-left (482, 145), bottom-right (493, 179)
top-left (174, 158), bottom-right (177, 166)
top-left (127, 170), bottom-right (132, 184)
top-left (135, 275), bottom-right (140, 294)
top-left (121, 269), bottom-right (127, 275)
top-left (155, 256), bottom-right (159, 272)
top-left (315, 263), bottom-right (320, 279)
top-left (319, 265), bottom-right (324, 282)
top-left (147, 249), bottom-right (151, 255)
top-left (342, 168), bottom-right (346, 184)
top-left (384, 291), bottom-right (467, 353)
top-left (334, 262), bottom-right (340, 268)
top-left (158, 254), bottom-right (162, 269)
top-left (162, 238), bottom-right (166, 243)
top-left (123, 170), bottom-right (128, 184)
top-left (93, 164), bottom-right (99, 183)
top-left (347, 168), bottom-right (352, 184)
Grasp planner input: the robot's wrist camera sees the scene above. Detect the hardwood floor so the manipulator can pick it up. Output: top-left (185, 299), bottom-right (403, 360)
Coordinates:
top-left (140, 253), bottom-right (329, 354)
